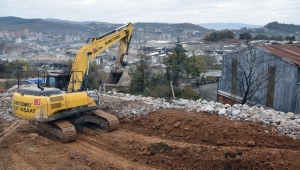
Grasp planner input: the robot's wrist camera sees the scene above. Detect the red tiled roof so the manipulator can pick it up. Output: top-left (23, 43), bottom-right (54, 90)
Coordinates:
top-left (260, 44), bottom-right (300, 66)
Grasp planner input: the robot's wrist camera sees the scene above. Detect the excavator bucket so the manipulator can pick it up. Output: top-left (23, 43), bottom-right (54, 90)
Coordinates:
top-left (105, 69), bottom-right (131, 86)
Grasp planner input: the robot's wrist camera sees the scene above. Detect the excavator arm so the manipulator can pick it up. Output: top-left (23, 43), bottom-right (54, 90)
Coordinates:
top-left (68, 23), bottom-right (133, 92)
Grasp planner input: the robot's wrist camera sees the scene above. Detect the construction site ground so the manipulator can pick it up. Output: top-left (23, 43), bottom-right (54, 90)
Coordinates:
top-left (1, 109), bottom-right (300, 170)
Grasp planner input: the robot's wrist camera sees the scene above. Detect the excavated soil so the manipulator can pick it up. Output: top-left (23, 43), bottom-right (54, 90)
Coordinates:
top-left (1, 109), bottom-right (300, 170)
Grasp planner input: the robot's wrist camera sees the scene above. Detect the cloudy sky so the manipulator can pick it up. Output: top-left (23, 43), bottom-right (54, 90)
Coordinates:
top-left (0, 0), bottom-right (299, 25)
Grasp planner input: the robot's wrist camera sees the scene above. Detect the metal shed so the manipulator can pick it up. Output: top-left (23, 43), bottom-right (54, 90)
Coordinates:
top-left (218, 44), bottom-right (300, 113)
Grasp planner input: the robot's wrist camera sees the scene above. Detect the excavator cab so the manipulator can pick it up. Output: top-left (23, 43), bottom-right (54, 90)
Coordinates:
top-left (45, 71), bottom-right (71, 91)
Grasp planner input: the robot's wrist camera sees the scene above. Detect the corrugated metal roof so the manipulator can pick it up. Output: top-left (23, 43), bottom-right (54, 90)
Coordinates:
top-left (260, 44), bottom-right (300, 66)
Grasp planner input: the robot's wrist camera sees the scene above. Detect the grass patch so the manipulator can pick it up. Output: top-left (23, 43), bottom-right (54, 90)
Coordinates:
top-left (131, 92), bottom-right (147, 97)
top-left (236, 148), bottom-right (243, 156)
top-left (148, 142), bottom-right (176, 155)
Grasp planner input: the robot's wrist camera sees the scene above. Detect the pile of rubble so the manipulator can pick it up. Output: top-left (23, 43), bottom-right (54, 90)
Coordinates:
top-left (1, 85), bottom-right (300, 139)
top-left (0, 96), bottom-right (16, 121)
top-left (101, 92), bottom-right (300, 139)
top-left (0, 85), bottom-right (19, 121)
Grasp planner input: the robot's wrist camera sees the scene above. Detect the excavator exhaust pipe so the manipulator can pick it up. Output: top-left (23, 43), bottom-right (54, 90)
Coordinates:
top-left (105, 69), bottom-right (131, 86)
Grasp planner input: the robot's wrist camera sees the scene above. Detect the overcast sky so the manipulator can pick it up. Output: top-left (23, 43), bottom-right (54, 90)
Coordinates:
top-left (0, 0), bottom-right (299, 25)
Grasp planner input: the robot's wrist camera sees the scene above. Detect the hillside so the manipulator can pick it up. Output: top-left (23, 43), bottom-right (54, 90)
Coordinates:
top-left (2, 16), bottom-right (298, 42)
top-left (265, 21), bottom-right (300, 33)
top-left (132, 22), bottom-right (210, 41)
top-left (134, 22), bottom-right (207, 30)
top-left (44, 18), bottom-right (109, 25)
top-left (0, 16), bottom-right (114, 36)
top-left (199, 22), bottom-right (263, 30)
top-left (0, 17), bottom-right (210, 41)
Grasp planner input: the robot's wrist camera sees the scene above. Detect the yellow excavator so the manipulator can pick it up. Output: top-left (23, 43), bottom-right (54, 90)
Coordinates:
top-left (12, 23), bottom-right (133, 142)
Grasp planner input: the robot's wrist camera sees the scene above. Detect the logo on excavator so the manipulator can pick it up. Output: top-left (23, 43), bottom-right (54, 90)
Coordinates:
top-left (93, 48), bottom-right (98, 53)
top-left (34, 99), bottom-right (40, 105)
top-left (105, 35), bottom-right (120, 45)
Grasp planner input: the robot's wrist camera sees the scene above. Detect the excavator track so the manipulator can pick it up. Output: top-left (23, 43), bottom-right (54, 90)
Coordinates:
top-left (75, 110), bottom-right (119, 132)
top-left (32, 120), bottom-right (76, 143)
top-left (30, 111), bottom-right (118, 143)
top-left (92, 110), bottom-right (119, 132)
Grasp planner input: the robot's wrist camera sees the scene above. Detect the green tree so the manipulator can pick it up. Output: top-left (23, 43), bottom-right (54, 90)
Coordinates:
top-left (185, 55), bottom-right (201, 77)
top-left (253, 34), bottom-right (269, 40)
top-left (164, 39), bottom-right (215, 83)
top-left (0, 60), bottom-right (32, 79)
top-left (86, 61), bottom-right (101, 89)
top-left (179, 85), bottom-right (199, 100)
top-left (269, 35), bottom-right (284, 41)
top-left (198, 55), bottom-right (214, 78)
top-left (164, 38), bottom-right (188, 84)
top-left (285, 36), bottom-right (295, 41)
top-left (0, 61), bottom-right (6, 73)
top-left (239, 32), bottom-right (252, 40)
top-left (0, 42), bottom-right (5, 54)
top-left (203, 30), bottom-right (235, 41)
top-left (128, 50), bottom-right (174, 97)
top-left (128, 50), bottom-right (152, 93)
top-left (223, 30), bottom-right (235, 39)
top-left (276, 36), bottom-right (284, 41)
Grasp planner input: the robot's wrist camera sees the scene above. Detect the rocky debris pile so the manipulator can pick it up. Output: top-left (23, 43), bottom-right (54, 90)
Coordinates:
top-left (0, 85), bottom-right (35, 121)
top-left (6, 85), bottom-right (20, 93)
top-left (0, 86), bottom-right (17, 121)
top-left (1, 86), bottom-right (300, 139)
top-left (100, 91), bottom-right (300, 139)
top-left (100, 99), bottom-right (157, 117)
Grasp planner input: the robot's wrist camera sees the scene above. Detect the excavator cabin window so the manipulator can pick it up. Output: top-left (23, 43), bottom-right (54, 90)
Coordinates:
top-left (46, 74), bottom-right (70, 91)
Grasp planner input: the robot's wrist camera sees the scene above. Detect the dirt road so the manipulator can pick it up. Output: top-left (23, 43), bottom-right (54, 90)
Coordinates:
top-left (1, 109), bottom-right (300, 170)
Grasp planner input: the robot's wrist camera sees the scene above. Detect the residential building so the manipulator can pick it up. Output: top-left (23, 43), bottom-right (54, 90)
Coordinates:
top-left (218, 44), bottom-right (300, 113)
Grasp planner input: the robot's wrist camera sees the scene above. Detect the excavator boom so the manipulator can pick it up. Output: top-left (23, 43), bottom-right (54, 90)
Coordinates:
top-left (68, 23), bottom-right (133, 92)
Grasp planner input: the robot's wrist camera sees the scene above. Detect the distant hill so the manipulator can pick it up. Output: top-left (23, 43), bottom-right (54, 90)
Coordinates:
top-left (134, 22), bottom-right (207, 31)
top-left (0, 16), bottom-right (115, 36)
top-left (0, 17), bottom-right (208, 35)
top-left (0, 16), bottom-right (43, 25)
top-left (45, 18), bottom-right (109, 25)
top-left (199, 22), bottom-right (263, 30)
top-left (0, 16), bottom-right (85, 34)
top-left (265, 21), bottom-right (300, 33)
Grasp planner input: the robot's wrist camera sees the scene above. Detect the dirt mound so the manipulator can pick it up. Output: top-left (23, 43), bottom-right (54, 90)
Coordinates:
top-left (119, 109), bottom-right (300, 169)
top-left (1, 109), bottom-right (300, 169)
top-left (121, 109), bottom-right (300, 149)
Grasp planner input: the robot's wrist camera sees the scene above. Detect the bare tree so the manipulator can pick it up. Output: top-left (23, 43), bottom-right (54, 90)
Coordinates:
top-left (222, 43), bottom-right (289, 106)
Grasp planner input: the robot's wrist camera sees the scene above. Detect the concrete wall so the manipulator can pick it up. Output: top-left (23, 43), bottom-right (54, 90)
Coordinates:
top-left (197, 82), bottom-right (218, 102)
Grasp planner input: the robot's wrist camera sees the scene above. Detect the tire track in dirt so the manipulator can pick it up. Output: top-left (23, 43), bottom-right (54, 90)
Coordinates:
top-left (81, 128), bottom-right (200, 149)
top-left (75, 140), bottom-right (160, 170)
top-left (0, 149), bottom-right (37, 170)
top-left (0, 120), bottom-right (23, 143)
top-left (116, 129), bottom-right (300, 153)
top-left (84, 128), bottom-right (300, 156)
top-left (78, 127), bottom-right (300, 170)
top-left (117, 129), bottom-right (200, 148)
